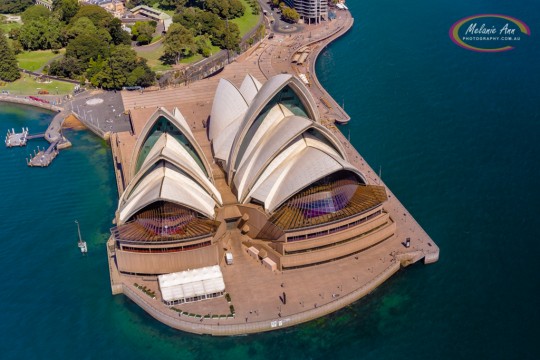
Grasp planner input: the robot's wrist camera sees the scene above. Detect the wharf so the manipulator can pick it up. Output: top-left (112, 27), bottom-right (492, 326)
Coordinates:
top-left (107, 9), bottom-right (439, 335)
top-left (5, 128), bottom-right (30, 147)
top-left (4, 109), bottom-right (72, 167)
top-left (27, 141), bottom-right (60, 167)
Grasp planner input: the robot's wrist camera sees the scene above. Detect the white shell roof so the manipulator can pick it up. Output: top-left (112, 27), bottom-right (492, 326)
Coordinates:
top-left (212, 114), bottom-right (243, 161)
top-left (129, 107), bottom-right (213, 182)
top-left (227, 74), bottom-right (320, 178)
top-left (239, 74), bottom-right (262, 104)
top-left (249, 146), bottom-right (363, 212)
top-left (209, 79), bottom-right (249, 141)
top-left (119, 162), bottom-right (216, 222)
top-left (207, 73), bottom-right (365, 214)
top-left (139, 133), bottom-right (222, 205)
top-left (236, 103), bottom-right (293, 171)
top-left (234, 114), bottom-right (312, 202)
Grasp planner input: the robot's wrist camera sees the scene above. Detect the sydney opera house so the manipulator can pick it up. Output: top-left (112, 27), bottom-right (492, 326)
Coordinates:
top-left (109, 73), bottom-right (398, 308)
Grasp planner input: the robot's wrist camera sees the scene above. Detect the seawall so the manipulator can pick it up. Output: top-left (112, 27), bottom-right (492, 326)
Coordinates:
top-left (0, 95), bottom-right (63, 113)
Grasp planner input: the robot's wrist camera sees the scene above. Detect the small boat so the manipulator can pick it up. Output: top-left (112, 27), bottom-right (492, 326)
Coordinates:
top-left (75, 220), bottom-right (88, 254)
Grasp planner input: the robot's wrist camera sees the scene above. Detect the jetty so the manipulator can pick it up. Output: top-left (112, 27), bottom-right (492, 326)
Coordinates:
top-left (27, 141), bottom-right (60, 167)
top-left (5, 127), bottom-right (48, 147)
top-left (4, 110), bottom-right (73, 167)
top-left (5, 128), bottom-right (29, 147)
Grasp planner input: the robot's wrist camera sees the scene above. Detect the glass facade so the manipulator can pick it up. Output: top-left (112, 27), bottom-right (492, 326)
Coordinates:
top-left (286, 172), bottom-right (360, 218)
top-left (112, 201), bottom-right (218, 242)
top-left (135, 116), bottom-right (207, 176)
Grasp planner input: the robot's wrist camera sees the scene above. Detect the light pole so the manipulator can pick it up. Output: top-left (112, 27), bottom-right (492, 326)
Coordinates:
top-left (225, 16), bottom-right (230, 64)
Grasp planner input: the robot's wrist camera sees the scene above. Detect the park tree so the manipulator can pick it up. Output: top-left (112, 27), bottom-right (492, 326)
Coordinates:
top-left (21, 5), bottom-right (51, 23)
top-left (158, 0), bottom-right (187, 11)
top-left (19, 18), bottom-right (64, 50)
top-left (281, 6), bottom-right (299, 23)
top-left (48, 56), bottom-right (85, 78)
top-left (11, 40), bottom-right (23, 55)
top-left (205, 0), bottom-right (244, 19)
top-left (0, 0), bottom-right (34, 14)
top-left (71, 5), bottom-right (112, 28)
top-left (126, 64), bottom-right (155, 87)
top-left (162, 23), bottom-right (196, 64)
top-left (174, 7), bottom-right (221, 37)
top-left (66, 32), bottom-right (109, 63)
top-left (89, 45), bottom-right (155, 89)
top-left (132, 21), bottom-right (156, 45)
top-left (108, 18), bottom-right (131, 45)
top-left (222, 21), bottom-right (240, 50)
top-left (229, 0), bottom-right (245, 18)
top-left (210, 20), bottom-right (240, 51)
top-left (53, 0), bottom-right (80, 23)
top-left (8, 27), bottom-right (20, 40)
top-left (195, 35), bottom-right (212, 57)
top-left (0, 28), bottom-right (20, 82)
top-left (64, 17), bottom-right (96, 41)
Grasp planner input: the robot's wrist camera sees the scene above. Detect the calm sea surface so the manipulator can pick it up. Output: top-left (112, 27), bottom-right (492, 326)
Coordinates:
top-left (1, 0), bottom-right (539, 358)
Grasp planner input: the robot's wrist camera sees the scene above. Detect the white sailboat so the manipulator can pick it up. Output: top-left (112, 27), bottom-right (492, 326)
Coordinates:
top-left (75, 220), bottom-right (88, 254)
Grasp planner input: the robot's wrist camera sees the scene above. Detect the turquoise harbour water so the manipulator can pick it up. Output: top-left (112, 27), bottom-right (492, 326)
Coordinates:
top-left (1, 0), bottom-right (539, 358)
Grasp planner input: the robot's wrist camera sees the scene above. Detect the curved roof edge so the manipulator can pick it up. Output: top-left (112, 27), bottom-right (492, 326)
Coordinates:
top-left (119, 163), bottom-right (216, 223)
top-left (239, 74), bottom-right (263, 104)
top-left (209, 78), bottom-right (249, 142)
top-left (129, 107), bottom-right (214, 183)
top-left (120, 133), bottom-right (223, 207)
top-left (227, 74), bottom-right (320, 181)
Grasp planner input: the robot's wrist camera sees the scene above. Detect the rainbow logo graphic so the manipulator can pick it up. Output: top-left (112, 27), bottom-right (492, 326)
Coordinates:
top-left (450, 14), bottom-right (530, 52)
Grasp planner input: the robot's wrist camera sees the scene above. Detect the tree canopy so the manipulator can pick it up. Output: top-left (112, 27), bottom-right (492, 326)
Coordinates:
top-left (132, 21), bottom-right (156, 45)
top-left (173, 6), bottom-right (241, 51)
top-left (0, 28), bottom-right (20, 82)
top-left (64, 17), bottom-right (96, 42)
top-left (0, 0), bottom-right (33, 14)
top-left (53, 0), bottom-right (80, 23)
top-left (21, 5), bottom-right (51, 23)
top-left (88, 45), bottom-right (155, 89)
top-left (281, 6), bottom-right (299, 23)
top-left (158, 0), bottom-right (187, 11)
top-left (204, 0), bottom-right (245, 19)
top-left (162, 23), bottom-right (196, 64)
top-left (19, 19), bottom-right (64, 50)
top-left (66, 32), bottom-right (109, 63)
top-left (70, 5), bottom-right (113, 28)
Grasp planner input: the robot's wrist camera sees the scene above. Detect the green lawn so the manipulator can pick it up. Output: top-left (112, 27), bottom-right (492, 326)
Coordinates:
top-left (231, 0), bottom-right (261, 37)
top-left (17, 49), bottom-right (65, 72)
top-left (136, 44), bottom-right (173, 72)
top-left (137, 41), bottom-right (221, 72)
top-left (0, 74), bottom-right (75, 95)
top-left (0, 21), bottom-right (22, 34)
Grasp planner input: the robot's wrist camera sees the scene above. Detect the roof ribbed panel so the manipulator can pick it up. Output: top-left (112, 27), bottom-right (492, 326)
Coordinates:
top-left (239, 74), bottom-right (263, 104)
top-left (235, 116), bottom-right (313, 202)
top-left (139, 133), bottom-right (222, 205)
top-left (209, 79), bottom-right (249, 141)
top-left (119, 163), bottom-right (217, 222)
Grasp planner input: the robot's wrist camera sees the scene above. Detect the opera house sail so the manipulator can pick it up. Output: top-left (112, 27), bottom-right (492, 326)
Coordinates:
top-left (112, 107), bottom-right (223, 275)
top-left (210, 74), bottom-right (395, 269)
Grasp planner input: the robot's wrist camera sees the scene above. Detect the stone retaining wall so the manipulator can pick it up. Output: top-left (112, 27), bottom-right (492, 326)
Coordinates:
top-left (121, 260), bottom-right (401, 336)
